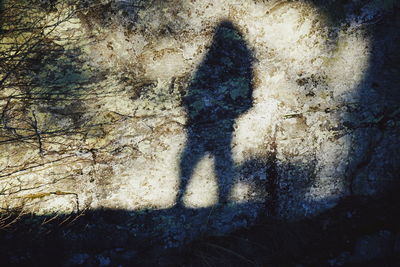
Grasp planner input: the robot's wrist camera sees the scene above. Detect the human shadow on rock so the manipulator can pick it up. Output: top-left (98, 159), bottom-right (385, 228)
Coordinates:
top-left (177, 20), bottom-right (254, 206)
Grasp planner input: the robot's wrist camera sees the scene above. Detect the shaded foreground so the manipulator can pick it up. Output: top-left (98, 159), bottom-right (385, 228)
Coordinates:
top-left (1, 187), bottom-right (400, 266)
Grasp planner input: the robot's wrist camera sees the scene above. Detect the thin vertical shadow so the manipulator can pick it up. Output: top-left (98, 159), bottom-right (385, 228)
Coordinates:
top-left (177, 20), bottom-right (254, 206)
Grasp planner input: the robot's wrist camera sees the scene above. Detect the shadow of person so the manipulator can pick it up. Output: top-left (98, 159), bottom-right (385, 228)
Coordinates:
top-left (177, 20), bottom-right (254, 206)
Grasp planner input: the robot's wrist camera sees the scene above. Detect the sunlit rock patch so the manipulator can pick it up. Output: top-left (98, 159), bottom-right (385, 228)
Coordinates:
top-left (71, 0), bottom-right (372, 218)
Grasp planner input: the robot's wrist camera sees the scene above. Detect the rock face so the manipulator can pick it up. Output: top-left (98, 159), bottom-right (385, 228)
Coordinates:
top-left (0, 0), bottom-right (399, 257)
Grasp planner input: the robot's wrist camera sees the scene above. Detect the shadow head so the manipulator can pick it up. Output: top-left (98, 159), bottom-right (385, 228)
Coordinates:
top-left (185, 20), bottom-right (255, 123)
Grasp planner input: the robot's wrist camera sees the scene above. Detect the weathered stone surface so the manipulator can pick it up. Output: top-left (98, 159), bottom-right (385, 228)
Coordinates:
top-left (0, 0), bottom-right (399, 258)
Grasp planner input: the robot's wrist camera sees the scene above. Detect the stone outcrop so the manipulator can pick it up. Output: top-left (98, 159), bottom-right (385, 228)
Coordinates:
top-left (0, 0), bottom-right (399, 263)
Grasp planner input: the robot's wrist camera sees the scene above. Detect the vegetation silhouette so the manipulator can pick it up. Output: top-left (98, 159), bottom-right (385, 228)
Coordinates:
top-left (177, 20), bottom-right (254, 206)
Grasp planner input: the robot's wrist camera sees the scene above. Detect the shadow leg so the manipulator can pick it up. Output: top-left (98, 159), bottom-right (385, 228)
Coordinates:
top-left (214, 149), bottom-right (235, 204)
top-left (177, 138), bottom-right (204, 206)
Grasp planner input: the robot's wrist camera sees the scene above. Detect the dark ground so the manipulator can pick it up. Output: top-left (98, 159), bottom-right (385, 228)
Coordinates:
top-left (1, 185), bottom-right (399, 266)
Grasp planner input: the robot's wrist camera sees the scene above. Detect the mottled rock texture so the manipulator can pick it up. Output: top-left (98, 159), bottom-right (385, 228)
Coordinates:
top-left (0, 0), bottom-right (399, 264)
